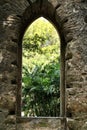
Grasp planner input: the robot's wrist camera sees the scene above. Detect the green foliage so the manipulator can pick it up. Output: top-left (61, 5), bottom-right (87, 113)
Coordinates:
top-left (22, 17), bottom-right (60, 117)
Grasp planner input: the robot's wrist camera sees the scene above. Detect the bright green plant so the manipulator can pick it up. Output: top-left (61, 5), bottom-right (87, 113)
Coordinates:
top-left (22, 17), bottom-right (60, 117)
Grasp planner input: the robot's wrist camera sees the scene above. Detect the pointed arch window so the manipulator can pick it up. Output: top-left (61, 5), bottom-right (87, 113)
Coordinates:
top-left (17, 15), bottom-right (66, 130)
top-left (22, 17), bottom-right (61, 117)
top-left (17, 16), bottom-right (66, 118)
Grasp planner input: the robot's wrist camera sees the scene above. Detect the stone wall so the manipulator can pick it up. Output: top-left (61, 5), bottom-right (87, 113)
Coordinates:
top-left (17, 118), bottom-right (61, 130)
top-left (0, 0), bottom-right (87, 130)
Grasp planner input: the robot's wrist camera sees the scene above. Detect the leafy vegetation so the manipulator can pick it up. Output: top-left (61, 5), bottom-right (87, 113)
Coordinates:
top-left (22, 17), bottom-right (60, 117)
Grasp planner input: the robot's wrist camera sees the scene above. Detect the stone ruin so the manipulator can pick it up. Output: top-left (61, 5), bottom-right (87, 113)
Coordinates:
top-left (0, 0), bottom-right (87, 130)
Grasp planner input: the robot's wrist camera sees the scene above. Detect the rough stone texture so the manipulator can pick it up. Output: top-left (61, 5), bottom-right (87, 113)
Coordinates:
top-left (0, 0), bottom-right (87, 130)
top-left (17, 118), bottom-right (61, 130)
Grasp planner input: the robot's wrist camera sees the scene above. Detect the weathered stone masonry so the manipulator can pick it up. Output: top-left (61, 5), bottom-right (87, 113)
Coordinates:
top-left (0, 0), bottom-right (87, 130)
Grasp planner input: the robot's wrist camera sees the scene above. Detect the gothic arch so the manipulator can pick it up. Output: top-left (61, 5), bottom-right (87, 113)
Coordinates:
top-left (16, 1), bottom-right (69, 129)
top-left (0, 0), bottom-right (86, 130)
top-left (16, 0), bottom-right (68, 114)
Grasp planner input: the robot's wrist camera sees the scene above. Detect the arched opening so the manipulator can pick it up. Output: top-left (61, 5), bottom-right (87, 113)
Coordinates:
top-left (21, 17), bottom-right (61, 117)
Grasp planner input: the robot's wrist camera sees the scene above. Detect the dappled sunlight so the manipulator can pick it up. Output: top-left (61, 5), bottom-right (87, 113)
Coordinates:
top-left (3, 15), bottom-right (15, 27)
